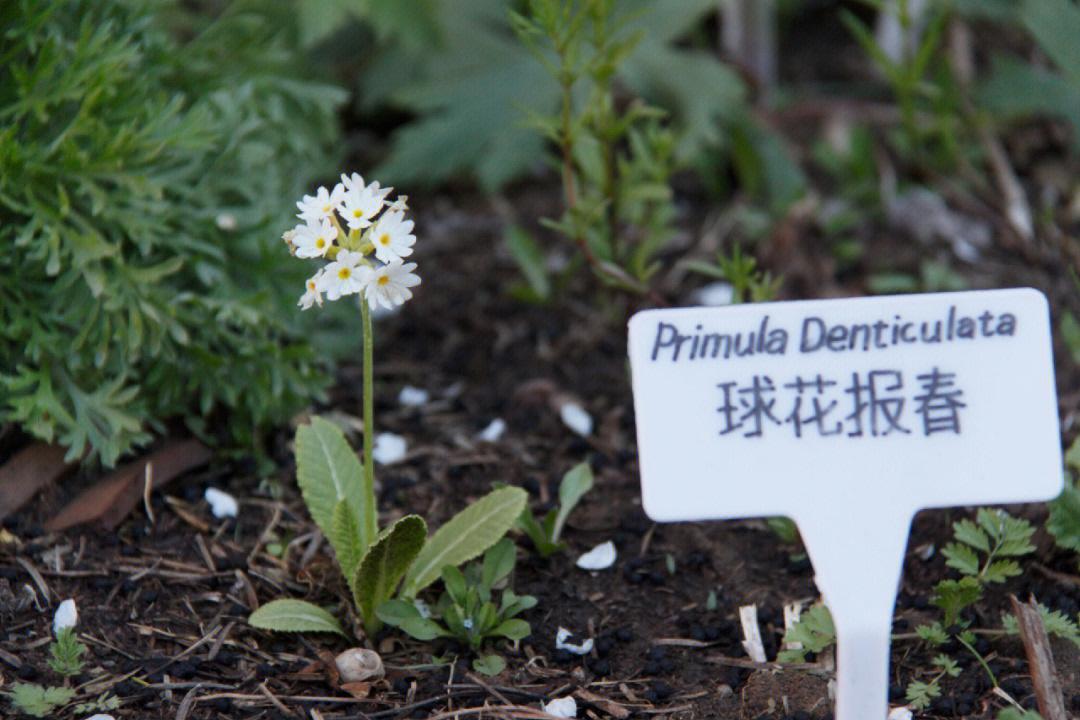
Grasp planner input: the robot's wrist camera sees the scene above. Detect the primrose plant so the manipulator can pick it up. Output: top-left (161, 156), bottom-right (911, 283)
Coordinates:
top-left (250, 176), bottom-right (527, 638)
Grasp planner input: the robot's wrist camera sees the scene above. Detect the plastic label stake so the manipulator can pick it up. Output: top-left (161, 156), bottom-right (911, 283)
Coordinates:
top-left (627, 288), bottom-right (1062, 720)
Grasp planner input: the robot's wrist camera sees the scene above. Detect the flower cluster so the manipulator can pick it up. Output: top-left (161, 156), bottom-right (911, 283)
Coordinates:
top-left (284, 173), bottom-right (420, 311)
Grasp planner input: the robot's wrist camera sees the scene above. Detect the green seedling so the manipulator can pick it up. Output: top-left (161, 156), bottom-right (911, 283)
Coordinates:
top-left (906, 654), bottom-right (961, 711)
top-left (1047, 436), bottom-right (1080, 567)
top-left (514, 462), bottom-right (594, 558)
top-left (47, 628), bottom-right (86, 678)
top-left (684, 243), bottom-right (782, 305)
top-left (377, 539), bottom-right (537, 675)
top-left (778, 605), bottom-right (836, 664)
top-left (5, 603), bottom-right (93, 718)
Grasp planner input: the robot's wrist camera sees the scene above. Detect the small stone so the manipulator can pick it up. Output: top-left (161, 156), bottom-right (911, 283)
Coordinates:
top-left (204, 488), bottom-right (238, 519)
top-left (373, 433), bottom-right (407, 465)
top-left (887, 707), bottom-right (913, 720)
top-left (335, 648), bottom-right (384, 683)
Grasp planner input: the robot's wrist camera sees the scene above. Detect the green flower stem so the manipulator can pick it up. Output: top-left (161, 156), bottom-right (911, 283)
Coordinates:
top-left (361, 299), bottom-right (378, 542)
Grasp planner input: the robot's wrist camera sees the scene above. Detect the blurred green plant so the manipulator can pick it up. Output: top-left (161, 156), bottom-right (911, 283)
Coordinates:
top-left (976, 0), bottom-right (1080, 148)
top-left (354, 0), bottom-right (744, 193)
top-left (841, 0), bottom-right (961, 165)
top-left (0, 0), bottom-right (344, 466)
top-left (514, 461), bottom-right (594, 558)
top-left (1047, 436), bottom-right (1080, 567)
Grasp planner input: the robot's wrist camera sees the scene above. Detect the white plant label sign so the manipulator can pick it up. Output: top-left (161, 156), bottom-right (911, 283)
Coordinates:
top-left (628, 288), bottom-right (1061, 720)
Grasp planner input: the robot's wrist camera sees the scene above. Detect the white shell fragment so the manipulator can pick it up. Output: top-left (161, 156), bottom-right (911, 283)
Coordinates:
top-left (204, 487), bottom-right (239, 519)
top-left (559, 403), bottom-right (593, 437)
top-left (397, 386), bottom-right (429, 407)
top-left (476, 418), bottom-right (507, 443)
top-left (887, 707), bottom-right (913, 720)
top-left (542, 696), bottom-right (578, 718)
top-left (372, 433), bottom-right (407, 465)
top-left (53, 599), bottom-right (78, 634)
top-left (335, 648), bottom-right (385, 683)
top-left (575, 541), bottom-right (616, 571)
top-left (692, 282), bottom-right (736, 307)
top-left (555, 627), bottom-right (593, 655)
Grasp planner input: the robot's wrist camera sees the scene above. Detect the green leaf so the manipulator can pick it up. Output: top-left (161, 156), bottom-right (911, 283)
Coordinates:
top-left (914, 621), bottom-right (949, 646)
top-left (491, 617), bottom-right (532, 641)
top-left (906, 680), bottom-right (941, 711)
top-left (778, 605), bottom-right (836, 663)
top-left (442, 565), bottom-right (469, 606)
top-left (1020, 0), bottom-right (1080, 86)
top-left (376, 598), bottom-right (422, 626)
top-left (402, 486), bottom-right (527, 597)
top-left (7, 684), bottom-right (76, 718)
top-left (1047, 476), bottom-right (1080, 562)
top-left (331, 499), bottom-right (365, 584)
top-left (983, 559), bottom-right (1022, 584)
top-left (952, 518), bottom-right (990, 552)
top-left (481, 538), bottom-right (516, 589)
top-left (505, 224), bottom-right (552, 302)
top-left (551, 461), bottom-right (593, 543)
top-left (354, 515), bottom-right (427, 631)
top-left (248, 599), bottom-right (347, 638)
top-left (296, 417), bottom-right (371, 547)
top-left (472, 654), bottom-right (506, 676)
top-left (399, 616), bottom-right (449, 641)
top-left (931, 577), bottom-right (981, 627)
top-left (942, 542), bottom-right (980, 577)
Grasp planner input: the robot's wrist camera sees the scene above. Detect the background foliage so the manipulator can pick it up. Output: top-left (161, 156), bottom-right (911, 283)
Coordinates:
top-left (0, 0), bottom-right (345, 466)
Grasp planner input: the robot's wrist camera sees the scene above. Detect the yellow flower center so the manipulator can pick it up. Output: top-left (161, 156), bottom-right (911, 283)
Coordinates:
top-left (338, 267), bottom-right (352, 280)
top-left (353, 209), bottom-right (363, 218)
top-left (322, 204), bottom-right (332, 213)
top-left (316, 237), bottom-right (326, 249)
top-left (379, 234), bottom-right (391, 245)
top-left (377, 275), bottom-right (390, 286)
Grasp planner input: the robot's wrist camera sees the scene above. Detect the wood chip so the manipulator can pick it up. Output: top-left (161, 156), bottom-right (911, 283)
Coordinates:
top-left (0, 443), bottom-right (77, 522)
top-left (575, 688), bottom-right (631, 719)
top-left (1008, 595), bottom-right (1067, 720)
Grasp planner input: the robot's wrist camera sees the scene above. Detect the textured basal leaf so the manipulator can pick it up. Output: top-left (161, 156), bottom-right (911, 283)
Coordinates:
top-left (296, 417), bottom-right (368, 542)
top-left (402, 486), bottom-right (527, 597)
top-left (248, 599), bottom-right (347, 637)
top-left (354, 515), bottom-right (427, 627)
top-left (331, 499), bottom-right (365, 584)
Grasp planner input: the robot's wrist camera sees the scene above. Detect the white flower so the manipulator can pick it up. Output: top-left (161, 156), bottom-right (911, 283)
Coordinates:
top-left (462, 618), bottom-right (474, 630)
top-left (317, 250), bottom-right (367, 301)
top-left (341, 181), bottom-right (391, 230)
top-left (362, 261), bottom-right (420, 310)
top-left (296, 184), bottom-right (345, 223)
top-left (370, 210), bottom-right (416, 263)
top-left (293, 218), bottom-right (337, 259)
top-left (543, 696), bottom-right (578, 719)
top-left (298, 272), bottom-right (324, 310)
top-left (53, 599), bottom-right (78, 634)
top-left (387, 195), bottom-right (409, 213)
top-left (204, 488), bottom-right (238, 519)
top-left (575, 541), bottom-right (616, 570)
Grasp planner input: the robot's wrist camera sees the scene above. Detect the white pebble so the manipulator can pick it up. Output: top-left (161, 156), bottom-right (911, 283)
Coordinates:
top-left (543, 696), bottom-right (578, 718)
top-left (888, 707), bottom-right (913, 720)
top-left (477, 418), bottom-right (506, 443)
top-left (85, 715), bottom-right (117, 720)
top-left (575, 541), bottom-right (616, 571)
top-left (53, 599), bottom-right (78, 634)
top-left (692, 281), bottom-right (736, 306)
top-left (554, 627), bottom-right (593, 655)
top-left (204, 487), bottom-right (238, 519)
top-left (559, 403), bottom-right (592, 437)
top-left (398, 386), bottom-right (429, 407)
top-left (373, 433), bottom-right (407, 465)
top-left (215, 213), bottom-right (237, 231)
